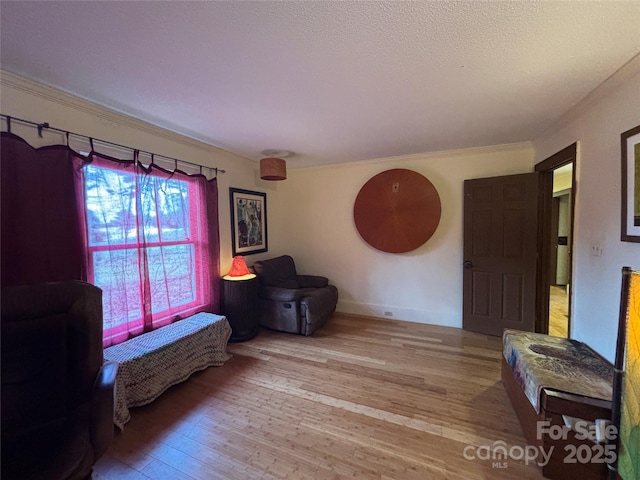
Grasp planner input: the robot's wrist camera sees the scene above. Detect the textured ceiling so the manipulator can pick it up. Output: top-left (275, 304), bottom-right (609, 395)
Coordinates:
top-left (1, 1), bottom-right (639, 168)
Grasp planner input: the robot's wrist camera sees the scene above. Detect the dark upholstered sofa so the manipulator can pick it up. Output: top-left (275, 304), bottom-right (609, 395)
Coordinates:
top-left (252, 255), bottom-right (338, 335)
top-left (1, 281), bottom-right (118, 480)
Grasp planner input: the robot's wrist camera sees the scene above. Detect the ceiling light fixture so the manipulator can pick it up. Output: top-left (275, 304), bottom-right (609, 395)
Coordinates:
top-left (260, 150), bottom-right (292, 181)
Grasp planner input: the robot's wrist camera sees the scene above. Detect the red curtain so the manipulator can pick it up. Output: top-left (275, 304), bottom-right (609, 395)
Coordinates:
top-left (1, 132), bottom-right (87, 286)
top-left (81, 152), bottom-right (220, 347)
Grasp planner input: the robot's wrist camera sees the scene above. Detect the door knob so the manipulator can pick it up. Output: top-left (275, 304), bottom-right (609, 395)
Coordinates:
top-left (464, 260), bottom-right (473, 269)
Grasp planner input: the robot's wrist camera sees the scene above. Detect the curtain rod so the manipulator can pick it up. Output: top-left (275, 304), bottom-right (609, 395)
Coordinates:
top-left (0, 114), bottom-right (226, 175)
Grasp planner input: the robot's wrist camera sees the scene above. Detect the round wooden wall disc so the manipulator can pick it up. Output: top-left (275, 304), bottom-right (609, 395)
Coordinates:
top-left (354, 169), bottom-right (441, 253)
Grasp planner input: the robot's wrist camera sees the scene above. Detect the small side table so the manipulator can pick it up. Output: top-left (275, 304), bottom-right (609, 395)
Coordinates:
top-left (221, 275), bottom-right (259, 342)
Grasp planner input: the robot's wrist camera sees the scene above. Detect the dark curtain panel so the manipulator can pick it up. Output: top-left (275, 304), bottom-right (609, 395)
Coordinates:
top-left (203, 175), bottom-right (221, 314)
top-left (1, 132), bottom-right (87, 286)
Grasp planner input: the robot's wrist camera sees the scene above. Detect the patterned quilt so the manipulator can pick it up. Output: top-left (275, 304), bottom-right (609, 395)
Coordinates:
top-left (503, 329), bottom-right (613, 413)
top-left (104, 313), bottom-right (232, 429)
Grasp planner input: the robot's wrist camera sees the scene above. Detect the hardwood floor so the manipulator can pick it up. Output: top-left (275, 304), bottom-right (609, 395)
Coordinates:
top-left (94, 314), bottom-right (544, 480)
top-left (548, 285), bottom-right (569, 338)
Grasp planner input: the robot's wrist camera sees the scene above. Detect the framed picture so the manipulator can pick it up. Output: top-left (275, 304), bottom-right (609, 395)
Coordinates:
top-left (229, 188), bottom-right (268, 256)
top-left (622, 125), bottom-right (640, 242)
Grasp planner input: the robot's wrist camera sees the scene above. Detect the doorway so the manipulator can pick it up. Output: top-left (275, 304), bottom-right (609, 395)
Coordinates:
top-left (461, 144), bottom-right (576, 337)
top-left (548, 165), bottom-right (573, 337)
top-left (534, 144), bottom-right (576, 337)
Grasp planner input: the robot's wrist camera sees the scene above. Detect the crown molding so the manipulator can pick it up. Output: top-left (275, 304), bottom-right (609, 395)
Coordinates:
top-left (296, 141), bottom-right (533, 173)
top-left (0, 70), bottom-right (222, 154)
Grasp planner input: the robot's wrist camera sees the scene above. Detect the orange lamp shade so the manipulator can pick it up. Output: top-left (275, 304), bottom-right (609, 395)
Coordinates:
top-left (260, 157), bottom-right (287, 181)
top-left (223, 256), bottom-right (256, 280)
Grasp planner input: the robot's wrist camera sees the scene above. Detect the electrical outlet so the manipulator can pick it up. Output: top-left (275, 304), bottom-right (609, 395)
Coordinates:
top-left (384, 311), bottom-right (393, 317)
top-left (591, 244), bottom-right (603, 257)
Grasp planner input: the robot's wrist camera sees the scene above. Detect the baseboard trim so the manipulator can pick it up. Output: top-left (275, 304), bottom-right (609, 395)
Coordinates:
top-left (336, 300), bottom-right (461, 328)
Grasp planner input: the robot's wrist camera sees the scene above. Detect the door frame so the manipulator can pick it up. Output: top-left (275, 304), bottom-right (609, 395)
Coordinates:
top-left (534, 143), bottom-right (577, 334)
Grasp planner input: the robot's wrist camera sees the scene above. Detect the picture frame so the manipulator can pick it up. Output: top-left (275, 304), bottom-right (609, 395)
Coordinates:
top-left (229, 188), bottom-right (268, 256)
top-left (622, 125), bottom-right (640, 242)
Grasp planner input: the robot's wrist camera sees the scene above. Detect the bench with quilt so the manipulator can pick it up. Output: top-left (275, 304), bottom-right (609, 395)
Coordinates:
top-left (104, 313), bottom-right (231, 429)
top-left (502, 329), bottom-right (613, 480)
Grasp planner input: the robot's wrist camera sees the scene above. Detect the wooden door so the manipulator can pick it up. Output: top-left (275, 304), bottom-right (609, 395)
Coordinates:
top-left (463, 173), bottom-right (540, 336)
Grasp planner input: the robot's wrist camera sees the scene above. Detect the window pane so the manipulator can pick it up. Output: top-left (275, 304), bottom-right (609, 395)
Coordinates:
top-left (86, 166), bottom-right (193, 246)
top-left (157, 178), bottom-right (191, 242)
top-left (85, 165), bottom-right (137, 247)
top-left (139, 175), bottom-right (191, 243)
top-left (93, 249), bottom-right (142, 330)
top-left (147, 245), bottom-right (196, 314)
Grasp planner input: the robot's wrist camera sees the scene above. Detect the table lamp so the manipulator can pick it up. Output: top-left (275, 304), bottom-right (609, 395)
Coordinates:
top-left (223, 256), bottom-right (256, 281)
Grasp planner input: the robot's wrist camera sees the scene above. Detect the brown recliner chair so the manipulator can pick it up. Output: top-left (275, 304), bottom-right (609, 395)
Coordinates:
top-left (252, 255), bottom-right (338, 335)
top-left (1, 281), bottom-right (118, 480)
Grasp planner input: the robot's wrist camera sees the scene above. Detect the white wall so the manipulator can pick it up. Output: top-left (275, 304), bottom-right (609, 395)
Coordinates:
top-left (268, 144), bottom-right (534, 328)
top-left (533, 63), bottom-right (640, 362)
top-left (0, 71), bottom-right (270, 275)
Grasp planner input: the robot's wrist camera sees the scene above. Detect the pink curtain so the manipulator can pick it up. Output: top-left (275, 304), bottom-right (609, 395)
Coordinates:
top-left (1, 132), bottom-right (87, 286)
top-left (80, 152), bottom-right (220, 347)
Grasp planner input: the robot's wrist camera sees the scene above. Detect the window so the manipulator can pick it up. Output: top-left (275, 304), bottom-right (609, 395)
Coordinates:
top-left (84, 159), bottom-right (213, 346)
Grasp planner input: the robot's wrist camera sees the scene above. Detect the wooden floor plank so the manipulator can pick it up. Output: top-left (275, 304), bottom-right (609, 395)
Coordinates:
top-left (94, 313), bottom-right (544, 479)
top-left (549, 285), bottom-right (569, 337)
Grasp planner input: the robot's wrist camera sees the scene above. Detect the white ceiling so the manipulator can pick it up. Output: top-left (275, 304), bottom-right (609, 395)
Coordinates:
top-left (1, 1), bottom-right (639, 168)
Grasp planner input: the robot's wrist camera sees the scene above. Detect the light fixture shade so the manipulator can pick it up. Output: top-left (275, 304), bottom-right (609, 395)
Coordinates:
top-left (260, 157), bottom-right (287, 181)
top-left (227, 256), bottom-right (251, 276)
top-left (223, 256), bottom-right (256, 280)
